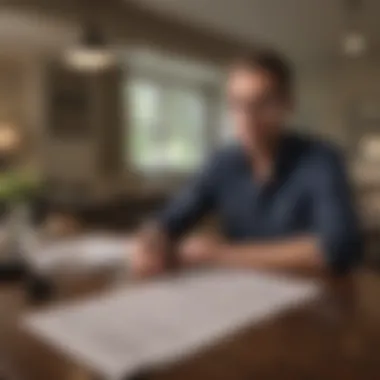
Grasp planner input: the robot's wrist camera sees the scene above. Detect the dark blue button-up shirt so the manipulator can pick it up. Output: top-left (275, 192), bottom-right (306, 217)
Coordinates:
top-left (159, 133), bottom-right (362, 273)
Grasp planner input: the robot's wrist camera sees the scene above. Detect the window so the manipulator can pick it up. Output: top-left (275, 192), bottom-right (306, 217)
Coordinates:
top-left (124, 50), bottom-right (222, 175)
top-left (128, 78), bottom-right (207, 173)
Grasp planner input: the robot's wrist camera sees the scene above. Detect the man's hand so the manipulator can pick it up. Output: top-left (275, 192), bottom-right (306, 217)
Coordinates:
top-left (179, 234), bottom-right (324, 274)
top-left (130, 224), bottom-right (170, 278)
top-left (179, 234), bottom-right (222, 267)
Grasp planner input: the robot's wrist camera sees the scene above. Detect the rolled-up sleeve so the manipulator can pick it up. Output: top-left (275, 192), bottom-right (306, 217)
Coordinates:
top-left (312, 147), bottom-right (362, 273)
top-left (157, 156), bottom-right (220, 239)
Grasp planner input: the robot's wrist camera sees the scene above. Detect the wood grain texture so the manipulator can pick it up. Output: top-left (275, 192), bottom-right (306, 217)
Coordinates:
top-left (1, 269), bottom-right (380, 379)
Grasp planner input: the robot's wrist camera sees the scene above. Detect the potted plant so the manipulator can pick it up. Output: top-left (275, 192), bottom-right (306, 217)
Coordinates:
top-left (0, 168), bottom-right (42, 280)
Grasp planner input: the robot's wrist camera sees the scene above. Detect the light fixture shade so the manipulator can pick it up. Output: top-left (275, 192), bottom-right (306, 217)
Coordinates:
top-left (343, 31), bottom-right (368, 57)
top-left (63, 48), bottom-right (115, 72)
top-left (64, 25), bottom-right (115, 72)
top-left (342, 0), bottom-right (368, 57)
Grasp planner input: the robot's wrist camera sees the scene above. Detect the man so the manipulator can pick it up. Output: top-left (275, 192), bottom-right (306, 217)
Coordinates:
top-left (132, 49), bottom-right (361, 277)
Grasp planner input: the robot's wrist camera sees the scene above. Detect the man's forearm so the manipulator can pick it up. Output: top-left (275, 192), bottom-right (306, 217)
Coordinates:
top-left (216, 236), bottom-right (324, 272)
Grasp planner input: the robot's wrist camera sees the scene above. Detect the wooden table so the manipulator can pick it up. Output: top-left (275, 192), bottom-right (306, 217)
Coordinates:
top-left (1, 269), bottom-right (380, 380)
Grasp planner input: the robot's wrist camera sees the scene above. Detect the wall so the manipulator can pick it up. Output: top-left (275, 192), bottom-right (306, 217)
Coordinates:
top-left (0, 59), bottom-right (25, 128)
top-left (294, 55), bottom-right (380, 150)
top-left (0, 56), bottom-right (45, 168)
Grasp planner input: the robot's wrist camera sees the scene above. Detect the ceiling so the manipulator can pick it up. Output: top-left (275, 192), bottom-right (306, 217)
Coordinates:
top-left (1, 1), bottom-right (379, 64)
top-left (0, 9), bottom-right (78, 58)
top-left (127, 0), bottom-right (380, 64)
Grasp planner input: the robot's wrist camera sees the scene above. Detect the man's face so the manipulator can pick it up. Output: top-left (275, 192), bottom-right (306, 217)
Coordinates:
top-left (227, 67), bottom-right (292, 149)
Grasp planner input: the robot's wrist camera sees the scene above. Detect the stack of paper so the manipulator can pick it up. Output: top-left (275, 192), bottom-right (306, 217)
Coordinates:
top-left (24, 270), bottom-right (320, 380)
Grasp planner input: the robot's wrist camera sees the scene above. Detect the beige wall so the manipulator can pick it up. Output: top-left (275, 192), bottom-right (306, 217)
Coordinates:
top-left (294, 55), bottom-right (380, 150)
top-left (0, 56), bottom-right (45, 166)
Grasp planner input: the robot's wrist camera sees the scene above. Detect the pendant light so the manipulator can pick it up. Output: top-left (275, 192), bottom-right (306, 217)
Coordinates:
top-left (64, 25), bottom-right (115, 72)
top-left (342, 0), bottom-right (368, 57)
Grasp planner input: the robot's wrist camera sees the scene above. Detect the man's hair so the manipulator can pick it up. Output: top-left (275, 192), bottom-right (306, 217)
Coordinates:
top-left (232, 49), bottom-right (293, 97)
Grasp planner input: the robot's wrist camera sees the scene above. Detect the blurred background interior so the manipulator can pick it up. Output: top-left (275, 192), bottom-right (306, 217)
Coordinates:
top-left (0, 1), bottom-right (380, 379)
top-left (0, 0), bottom-right (378, 267)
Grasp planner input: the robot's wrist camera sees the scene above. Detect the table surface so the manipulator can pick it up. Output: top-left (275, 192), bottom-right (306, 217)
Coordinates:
top-left (2, 269), bottom-right (380, 380)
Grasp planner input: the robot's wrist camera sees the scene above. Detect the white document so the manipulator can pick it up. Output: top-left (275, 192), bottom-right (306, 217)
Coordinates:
top-left (23, 270), bottom-right (321, 380)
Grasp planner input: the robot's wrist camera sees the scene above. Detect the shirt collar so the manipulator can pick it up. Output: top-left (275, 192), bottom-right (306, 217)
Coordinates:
top-left (233, 132), bottom-right (298, 184)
